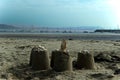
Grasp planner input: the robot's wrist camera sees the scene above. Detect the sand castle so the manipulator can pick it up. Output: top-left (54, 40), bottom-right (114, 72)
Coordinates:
top-left (76, 50), bottom-right (95, 69)
top-left (51, 39), bottom-right (72, 72)
top-left (29, 45), bottom-right (50, 70)
top-left (29, 39), bottom-right (95, 71)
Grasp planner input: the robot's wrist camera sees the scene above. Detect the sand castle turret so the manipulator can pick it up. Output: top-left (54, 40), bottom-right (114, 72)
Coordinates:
top-left (60, 39), bottom-right (67, 52)
top-left (76, 50), bottom-right (95, 69)
top-left (29, 45), bottom-right (50, 70)
top-left (51, 39), bottom-right (72, 72)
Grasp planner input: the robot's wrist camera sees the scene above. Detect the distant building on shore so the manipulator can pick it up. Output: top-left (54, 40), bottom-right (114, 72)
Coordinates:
top-left (94, 29), bottom-right (120, 33)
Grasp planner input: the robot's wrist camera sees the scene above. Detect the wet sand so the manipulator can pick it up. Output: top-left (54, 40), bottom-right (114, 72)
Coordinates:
top-left (0, 33), bottom-right (120, 40)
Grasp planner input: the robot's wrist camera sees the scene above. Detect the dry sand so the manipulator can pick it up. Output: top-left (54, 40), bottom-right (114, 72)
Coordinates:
top-left (0, 35), bottom-right (120, 80)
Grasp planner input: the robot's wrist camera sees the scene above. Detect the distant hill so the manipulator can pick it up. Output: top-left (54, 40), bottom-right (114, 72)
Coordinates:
top-left (0, 24), bottom-right (102, 33)
top-left (0, 24), bottom-right (19, 29)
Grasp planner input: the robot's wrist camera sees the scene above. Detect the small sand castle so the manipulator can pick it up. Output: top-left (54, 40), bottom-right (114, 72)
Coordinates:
top-left (76, 50), bottom-right (95, 69)
top-left (51, 39), bottom-right (72, 72)
top-left (29, 45), bottom-right (50, 70)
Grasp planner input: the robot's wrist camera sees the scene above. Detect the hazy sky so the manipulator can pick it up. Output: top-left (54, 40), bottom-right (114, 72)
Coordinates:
top-left (0, 0), bottom-right (120, 28)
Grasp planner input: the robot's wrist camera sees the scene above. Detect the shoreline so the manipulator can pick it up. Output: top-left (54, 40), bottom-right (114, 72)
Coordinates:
top-left (0, 33), bottom-right (120, 40)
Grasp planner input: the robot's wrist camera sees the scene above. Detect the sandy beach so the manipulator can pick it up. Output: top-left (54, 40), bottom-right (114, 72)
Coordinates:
top-left (0, 33), bottom-right (120, 80)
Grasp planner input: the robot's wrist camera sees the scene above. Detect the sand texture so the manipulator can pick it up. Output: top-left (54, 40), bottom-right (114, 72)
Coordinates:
top-left (0, 37), bottom-right (120, 80)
